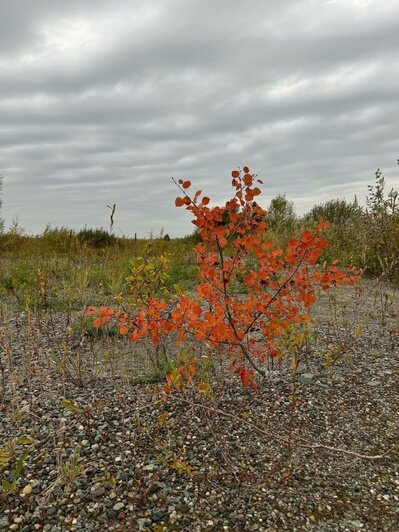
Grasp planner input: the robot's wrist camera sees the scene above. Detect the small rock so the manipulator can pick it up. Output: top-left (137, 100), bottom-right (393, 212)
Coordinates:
top-left (299, 373), bottom-right (314, 384)
top-left (351, 519), bottom-right (364, 529)
top-left (143, 463), bottom-right (157, 472)
top-left (91, 485), bottom-right (105, 497)
top-left (113, 502), bottom-right (125, 512)
top-left (22, 485), bottom-right (33, 496)
top-left (297, 362), bottom-right (307, 372)
top-left (367, 380), bottom-right (381, 387)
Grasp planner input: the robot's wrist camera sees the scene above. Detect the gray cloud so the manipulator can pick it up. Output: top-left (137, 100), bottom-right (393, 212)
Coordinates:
top-left (0, 0), bottom-right (398, 236)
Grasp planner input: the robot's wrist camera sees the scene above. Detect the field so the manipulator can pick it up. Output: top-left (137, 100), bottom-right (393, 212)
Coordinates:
top-left (0, 228), bottom-right (398, 532)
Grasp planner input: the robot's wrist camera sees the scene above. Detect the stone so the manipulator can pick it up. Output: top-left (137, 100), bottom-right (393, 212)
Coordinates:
top-left (113, 502), bottom-right (125, 512)
top-left (22, 484), bottom-right (33, 496)
top-left (137, 518), bottom-right (151, 529)
top-left (298, 373), bottom-right (314, 384)
top-left (297, 362), bottom-right (307, 373)
top-left (143, 463), bottom-right (157, 472)
top-left (367, 380), bottom-right (381, 387)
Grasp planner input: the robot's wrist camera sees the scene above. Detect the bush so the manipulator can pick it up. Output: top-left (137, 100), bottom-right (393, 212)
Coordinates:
top-left (42, 226), bottom-right (75, 253)
top-left (77, 228), bottom-right (115, 248)
top-left (87, 167), bottom-right (357, 390)
top-left (363, 168), bottom-right (399, 277)
top-left (267, 194), bottom-right (297, 230)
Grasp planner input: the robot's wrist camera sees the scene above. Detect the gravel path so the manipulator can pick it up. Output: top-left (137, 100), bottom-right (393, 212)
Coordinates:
top-left (1, 280), bottom-right (398, 531)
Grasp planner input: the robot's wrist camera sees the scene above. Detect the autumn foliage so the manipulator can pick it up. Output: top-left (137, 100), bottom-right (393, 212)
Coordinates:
top-left (88, 167), bottom-right (357, 389)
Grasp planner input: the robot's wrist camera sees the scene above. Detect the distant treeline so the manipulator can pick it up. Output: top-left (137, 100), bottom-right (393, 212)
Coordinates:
top-left (1, 168), bottom-right (399, 280)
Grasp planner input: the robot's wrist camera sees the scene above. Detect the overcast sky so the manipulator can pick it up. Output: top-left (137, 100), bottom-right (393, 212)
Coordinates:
top-left (0, 0), bottom-right (398, 237)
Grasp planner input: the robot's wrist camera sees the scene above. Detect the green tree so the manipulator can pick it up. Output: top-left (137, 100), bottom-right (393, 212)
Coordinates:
top-left (267, 194), bottom-right (296, 230)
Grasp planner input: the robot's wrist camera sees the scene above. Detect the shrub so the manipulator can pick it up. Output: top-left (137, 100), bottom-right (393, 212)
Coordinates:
top-left (77, 228), bottom-right (115, 248)
top-left (305, 198), bottom-right (362, 229)
top-left (267, 194), bottom-right (297, 230)
top-left (363, 168), bottom-right (399, 277)
top-left (88, 167), bottom-right (357, 390)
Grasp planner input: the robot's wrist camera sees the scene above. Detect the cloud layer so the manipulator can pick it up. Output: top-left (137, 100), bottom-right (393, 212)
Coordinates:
top-left (1, 0), bottom-right (398, 236)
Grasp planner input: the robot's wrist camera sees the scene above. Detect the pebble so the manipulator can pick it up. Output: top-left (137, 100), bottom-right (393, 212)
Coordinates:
top-left (22, 485), bottom-right (33, 496)
top-left (298, 373), bottom-right (314, 384)
top-left (367, 380), bottom-right (382, 387)
top-left (113, 502), bottom-right (125, 511)
top-left (143, 463), bottom-right (157, 471)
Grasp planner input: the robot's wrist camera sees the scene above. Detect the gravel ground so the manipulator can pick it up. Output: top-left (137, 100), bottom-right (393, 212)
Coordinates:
top-left (0, 280), bottom-right (398, 531)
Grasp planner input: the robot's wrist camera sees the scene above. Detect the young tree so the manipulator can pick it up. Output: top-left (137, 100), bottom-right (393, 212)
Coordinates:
top-left (88, 167), bottom-right (358, 390)
top-left (267, 194), bottom-right (296, 230)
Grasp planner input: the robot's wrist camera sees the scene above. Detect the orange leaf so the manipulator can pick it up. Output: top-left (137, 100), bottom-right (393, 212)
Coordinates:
top-left (231, 170), bottom-right (240, 178)
top-left (175, 197), bottom-right (185, 207)
top-left (119, 326), bottom-right (129, 335)
top-left (202, 197), bottom-right (210, 205)
top-left (243, 174), bottom-right (253, 186)
top-left (182, 180), bottom-right (191, 189)
top-left (245, 190), bottom-right (254, 202)
top-left (252, 187), bottom-right (261, 196)
top-left (93, 318), bottom-right (102, 328)
top-left (243, 166), bottom-right (250, 173)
